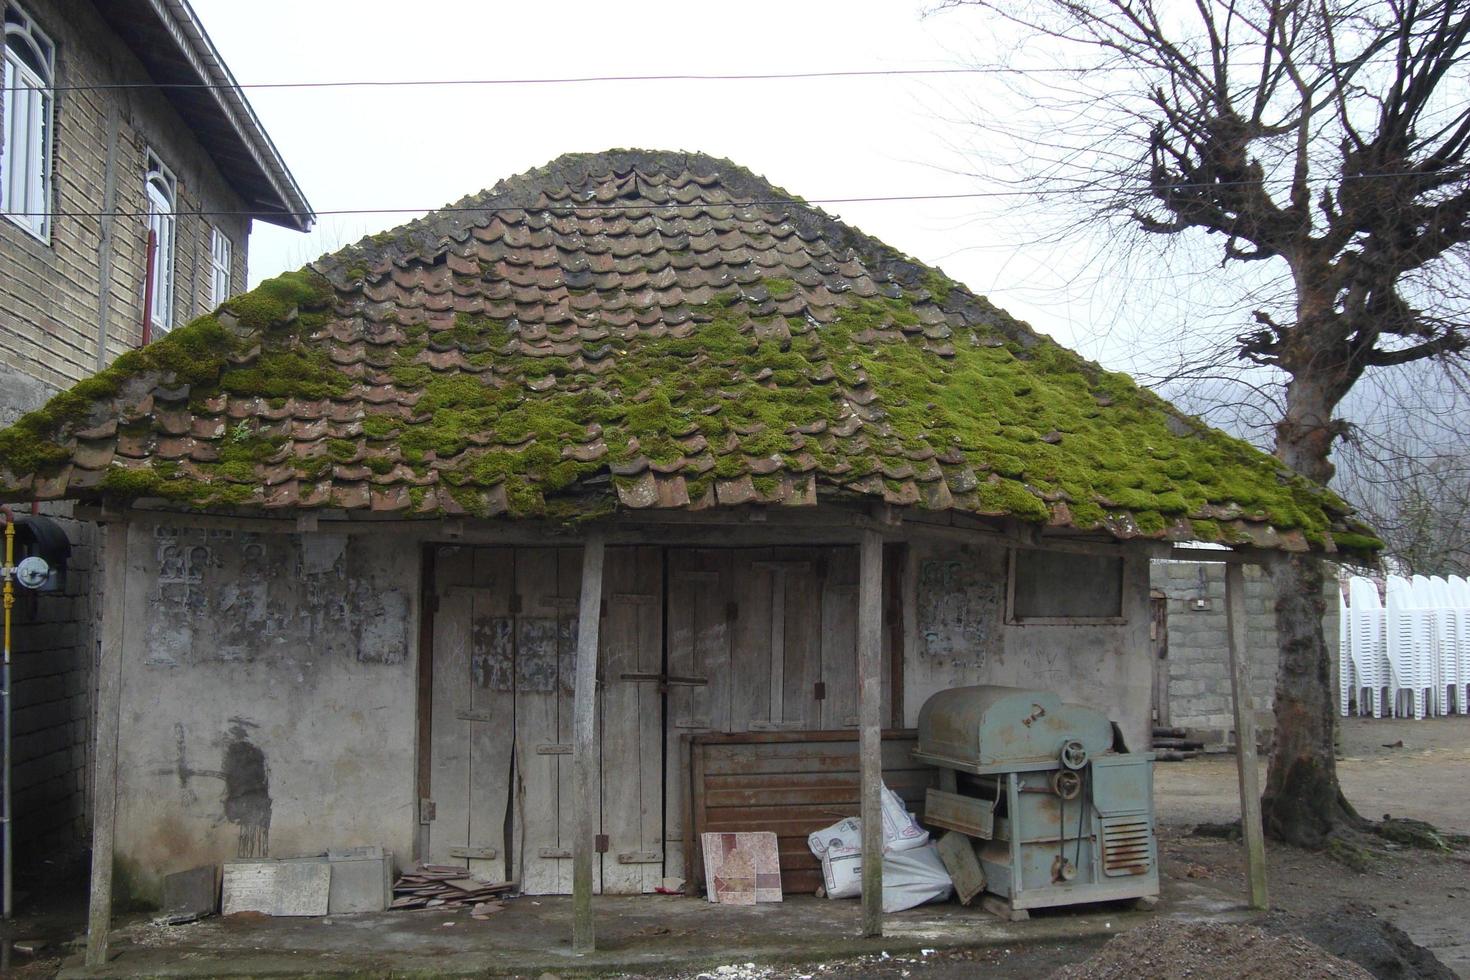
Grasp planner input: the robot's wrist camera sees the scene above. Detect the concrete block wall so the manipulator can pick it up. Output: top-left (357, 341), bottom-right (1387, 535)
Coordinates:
top-left (1151, 561), bottom-right (1339, 748)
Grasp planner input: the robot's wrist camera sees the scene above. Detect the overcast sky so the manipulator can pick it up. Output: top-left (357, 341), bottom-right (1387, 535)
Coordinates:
top-left (190, 0), bottom-right (1149, 366)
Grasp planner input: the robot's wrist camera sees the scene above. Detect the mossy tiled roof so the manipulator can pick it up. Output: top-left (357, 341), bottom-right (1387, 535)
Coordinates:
top-left (0, 149), bottom-right (1376, 555)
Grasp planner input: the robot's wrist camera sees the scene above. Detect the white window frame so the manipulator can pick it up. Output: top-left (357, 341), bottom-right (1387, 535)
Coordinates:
top-left (145, 150), bottom-right (177, 335)
top-left (209, 225), bottom-right (232, 307)
top-left (2, 2), bottom-right (55, 241)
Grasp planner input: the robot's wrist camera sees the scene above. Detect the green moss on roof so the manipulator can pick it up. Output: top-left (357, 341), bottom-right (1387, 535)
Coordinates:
top-left (0, 151), bottom-right (1375, 555)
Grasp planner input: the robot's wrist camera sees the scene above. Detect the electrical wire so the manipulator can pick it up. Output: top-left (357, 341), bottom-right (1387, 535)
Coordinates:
top-left (4, 165), bottom-right (1460, 221)
top-left (4, 65), bottom-right (1148, 95)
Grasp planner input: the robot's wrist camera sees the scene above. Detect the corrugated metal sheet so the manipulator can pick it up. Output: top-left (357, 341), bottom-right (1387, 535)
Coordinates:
top-left (687, 730), bottom-right (935, 895)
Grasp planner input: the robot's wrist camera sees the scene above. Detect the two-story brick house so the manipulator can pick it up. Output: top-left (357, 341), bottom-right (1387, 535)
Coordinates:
top-left (0, 0), bottom-right (311, 870)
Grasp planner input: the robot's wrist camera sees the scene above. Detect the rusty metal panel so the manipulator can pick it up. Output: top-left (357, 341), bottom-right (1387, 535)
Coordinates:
top-left (923, 787), bottom-right (996, 839)
top-left (1100, 816), bottom-right (1154, 877)
top-left (686, 730), bottom-right (933, 896)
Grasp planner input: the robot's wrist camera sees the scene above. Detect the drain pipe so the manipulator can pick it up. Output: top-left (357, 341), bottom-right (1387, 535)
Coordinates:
top-left (2, 503), bottom-right (15, 920)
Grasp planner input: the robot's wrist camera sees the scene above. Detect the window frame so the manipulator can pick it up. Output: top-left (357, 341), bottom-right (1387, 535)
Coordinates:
top-left (1005, 548), bottom-right (1128, 626)
top-left (145, 150), bottom-right (177, 335)
top-left (1, 1), bottom-right (56, 241)
top-left (209, 225), bottom-right (232, 307)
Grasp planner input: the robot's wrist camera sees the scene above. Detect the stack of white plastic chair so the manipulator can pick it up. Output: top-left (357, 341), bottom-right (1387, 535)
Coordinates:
top-left (1385, 575), bottom-right (1433, 719)
top-left (1450, 575), bottom-right (1470, 714)
top-left (1338, 586), bottom-right (1354, 716)
top-left (1423, 576), bottom-right (1460, 715)
top-left (1348, 577), bottom-right (1389, 717)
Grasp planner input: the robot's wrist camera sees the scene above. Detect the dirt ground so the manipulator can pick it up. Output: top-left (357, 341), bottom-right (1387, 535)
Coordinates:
top-left (3, 716), bottom-right (1466, 979)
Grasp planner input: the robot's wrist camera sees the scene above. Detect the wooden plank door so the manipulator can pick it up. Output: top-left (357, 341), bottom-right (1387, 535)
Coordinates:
top-left (599, 547), bottom-right (665, 894)
top-left (730, 549), bottom-right (826, 733)
top-left (512, 548), bottom-right (591, 895)
top-left (665, 549), bottom-right (734, 884)
top-left (820, 546), bottom-right (860, 729)
top-left (427, 546), bottom-right (515, 881)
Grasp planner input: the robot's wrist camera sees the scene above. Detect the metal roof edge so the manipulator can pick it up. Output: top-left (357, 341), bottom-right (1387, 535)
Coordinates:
top-left (149, 0), bottom-right (315, 231)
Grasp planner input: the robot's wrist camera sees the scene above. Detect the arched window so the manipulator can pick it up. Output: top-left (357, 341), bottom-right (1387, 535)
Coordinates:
top-left (2, 3), bottom-right (55, 239)
top-left (145, 151), bottom-right (177, 334)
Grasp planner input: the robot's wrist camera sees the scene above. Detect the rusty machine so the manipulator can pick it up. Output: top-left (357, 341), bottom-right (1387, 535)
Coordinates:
top-left (914, 685), bottom-right (1158, 916)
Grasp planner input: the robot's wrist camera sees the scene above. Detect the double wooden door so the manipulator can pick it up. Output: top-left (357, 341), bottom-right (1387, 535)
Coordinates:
top-left (426, 545), bottom-right (663, 894)
top-left (425, 545), bottom-right (868, 893)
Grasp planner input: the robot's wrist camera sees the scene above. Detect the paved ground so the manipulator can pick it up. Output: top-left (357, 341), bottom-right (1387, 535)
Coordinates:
top-left (3, 716), bottom-right (1465, 978)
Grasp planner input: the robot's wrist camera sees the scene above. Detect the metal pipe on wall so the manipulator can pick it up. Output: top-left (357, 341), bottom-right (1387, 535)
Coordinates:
top-left (2, 503), bottom-right (16, 920)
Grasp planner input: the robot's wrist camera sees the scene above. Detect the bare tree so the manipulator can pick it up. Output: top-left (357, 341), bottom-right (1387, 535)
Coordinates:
top-left (934, 0), bottom-right (1470, 846)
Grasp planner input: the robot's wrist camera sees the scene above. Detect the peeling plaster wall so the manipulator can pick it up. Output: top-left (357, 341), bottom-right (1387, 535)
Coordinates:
top-left (902, 540), bottom-right (1153, 751)
top-left (112, 521), bottom-right (419, 901)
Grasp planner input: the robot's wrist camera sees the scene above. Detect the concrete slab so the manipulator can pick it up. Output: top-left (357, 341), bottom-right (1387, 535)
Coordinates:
top-left (60, 889), bottom-right (1256, 979)
top-left (160, 866), bottom-right (216, 924)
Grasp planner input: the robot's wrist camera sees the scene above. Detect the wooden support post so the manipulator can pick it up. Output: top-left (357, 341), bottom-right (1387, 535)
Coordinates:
top-left (571, 534), bottom-right (606, 953)
top-left (857, 529), bottom-right (884, 937)
top-left (86, 521), bottom-right (129, 967)
top-left (1225, 562), bottom-right (1269, 910)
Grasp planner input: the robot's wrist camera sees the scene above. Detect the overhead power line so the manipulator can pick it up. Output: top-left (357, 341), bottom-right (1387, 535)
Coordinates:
top-left (7, 168), bottom-right (1460, 221)
top-left (14, 66), bottom-right (1076, 95)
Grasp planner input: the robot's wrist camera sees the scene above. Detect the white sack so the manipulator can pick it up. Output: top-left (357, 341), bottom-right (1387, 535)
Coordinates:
top-left (820, 845), bottom-right (863, 899)
top-left (808, 817), bottom-right (862, 859)
top-left (881, 842), bottom-right (953, 913)
top-left (880, 784), bottom-right (930, 852)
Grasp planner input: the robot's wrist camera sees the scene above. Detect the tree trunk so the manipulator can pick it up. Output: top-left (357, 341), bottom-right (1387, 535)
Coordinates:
top-left (1262, 556), bottom-right (1361, 846)
top-left (1261, 365), bottom-right (1363, 846)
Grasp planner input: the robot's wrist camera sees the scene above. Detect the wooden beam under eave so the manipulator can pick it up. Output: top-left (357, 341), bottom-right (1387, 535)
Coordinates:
top-left (85, 520), bottom-right (129, 967)
top-left (857, 529), bottom-right (884, 937)
top-left (571, 533), bottom-right (606, 953)
top-left (1224, 563), bottom-right (1270, 910)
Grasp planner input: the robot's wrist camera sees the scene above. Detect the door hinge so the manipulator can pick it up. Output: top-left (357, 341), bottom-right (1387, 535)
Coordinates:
top-left (594, 834), bottom-right (609, 853)
top-left (419, 798), bottom-right (436, 824)
top-left (814, 681), bottom-right (827, 701)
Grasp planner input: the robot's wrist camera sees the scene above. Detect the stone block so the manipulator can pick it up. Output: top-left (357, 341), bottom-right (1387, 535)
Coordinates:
top-left (327, 846), bottom-right (393, 914)
top-left (163, 866), bottom-right (218, 922)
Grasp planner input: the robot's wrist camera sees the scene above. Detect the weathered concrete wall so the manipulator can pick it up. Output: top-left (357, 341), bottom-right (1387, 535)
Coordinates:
top-left (902, 540), bottom-right (1154, 751)
top-left (1151, 561), bottom-right (1340, 746)
top-left (111, 522), bottom-right (420, 902)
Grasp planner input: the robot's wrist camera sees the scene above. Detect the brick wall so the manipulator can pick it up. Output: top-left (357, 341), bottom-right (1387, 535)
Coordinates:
top-left (1151, 561), bottom-right (1340, 748)
top-left (0, 0), bottom-right (254, 867)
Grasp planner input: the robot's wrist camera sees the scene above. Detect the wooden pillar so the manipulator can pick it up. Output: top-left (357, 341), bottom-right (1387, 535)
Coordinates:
top-left (857, 529), bottom-right (884, 936)
top-left (1225, 562), bottom-right (1269, 910)
top-left (571, 534), bottom-right (605, 953)
top-left (86, 521), bottom-right (129, 967)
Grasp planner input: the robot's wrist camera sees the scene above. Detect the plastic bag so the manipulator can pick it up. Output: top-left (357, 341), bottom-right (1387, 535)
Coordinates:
top-left (880, 784), bottom-right (930, 852)
top-left (881, 842), bottom-right (953, 913)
